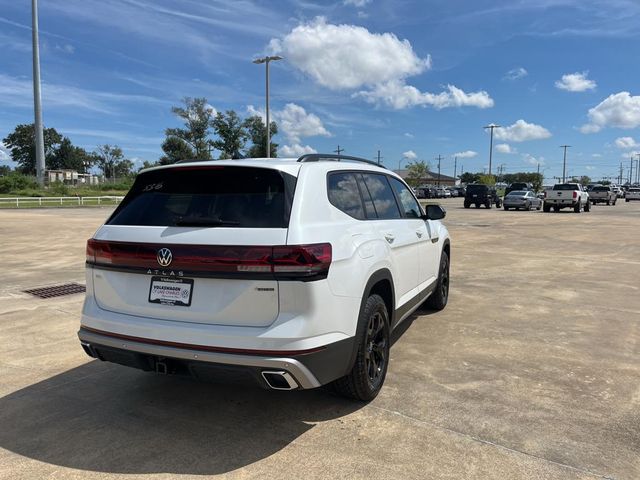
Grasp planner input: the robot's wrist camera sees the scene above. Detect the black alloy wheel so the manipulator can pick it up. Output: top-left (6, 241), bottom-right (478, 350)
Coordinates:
top-left (364, 311), bottom-right (387, 390)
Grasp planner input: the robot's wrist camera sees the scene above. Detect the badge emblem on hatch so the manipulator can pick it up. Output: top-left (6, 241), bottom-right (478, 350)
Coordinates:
top-left (157, 248), bottom-right (173, 267)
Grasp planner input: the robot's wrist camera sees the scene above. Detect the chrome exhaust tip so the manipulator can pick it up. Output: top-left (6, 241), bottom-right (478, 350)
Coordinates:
top-left (261, 370), bottom-right (299, 390)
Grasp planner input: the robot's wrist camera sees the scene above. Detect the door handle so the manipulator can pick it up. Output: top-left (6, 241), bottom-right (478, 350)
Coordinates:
top-left (384, 234), bottom-right (395, 244)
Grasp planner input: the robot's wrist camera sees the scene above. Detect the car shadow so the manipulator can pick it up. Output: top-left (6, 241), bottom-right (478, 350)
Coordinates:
top-left (0, 361), bottom-right (361, 475)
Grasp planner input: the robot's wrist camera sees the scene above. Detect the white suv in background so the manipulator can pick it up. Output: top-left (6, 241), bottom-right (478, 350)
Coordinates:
top-left (79, 154), bottom-right (451, 401)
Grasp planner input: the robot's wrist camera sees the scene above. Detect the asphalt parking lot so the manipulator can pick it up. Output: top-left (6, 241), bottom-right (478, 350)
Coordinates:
top-left (1, 200), bottom-right (639, 480)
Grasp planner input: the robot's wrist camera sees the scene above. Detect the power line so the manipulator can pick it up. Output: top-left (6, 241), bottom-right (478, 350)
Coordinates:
top-left (334, 145), bottom-right (344, 155)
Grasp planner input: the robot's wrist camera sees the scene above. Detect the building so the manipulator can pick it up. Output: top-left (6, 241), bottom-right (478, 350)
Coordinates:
top-left (45, 169), bottom-right (100, 186)
top-left (393, 169), bottom-right (457, 187)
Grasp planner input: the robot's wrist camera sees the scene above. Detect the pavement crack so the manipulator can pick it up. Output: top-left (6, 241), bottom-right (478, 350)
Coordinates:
top-left (369, 405), bottom-right (617, 480)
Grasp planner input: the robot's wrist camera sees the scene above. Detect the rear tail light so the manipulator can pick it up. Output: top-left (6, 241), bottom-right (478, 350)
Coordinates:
top-left (86, 240), bottom-right (332, 279)
top-left (573, 191), bottom-right (578, 199)
top-left (543, 191), bottom-right (547, 198)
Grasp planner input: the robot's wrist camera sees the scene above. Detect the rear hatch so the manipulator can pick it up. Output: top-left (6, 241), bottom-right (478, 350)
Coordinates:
top-left (88, 164), bottom-right (300, 328)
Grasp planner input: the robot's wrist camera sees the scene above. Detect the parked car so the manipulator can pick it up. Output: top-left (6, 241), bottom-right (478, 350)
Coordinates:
top-left (626, 187), bottom-right (640, 201)
top-left (79, 153), bottom-right (451, 401)
top-left (543, 183), bottom-right (590, 212)
top-left (415, 186), bottom-right (437, 199)
top-left (505, 182), bottom-right (533, 196)
top-left (503, 190), bottom-right (542, 211)
top-left (464, 184), bottom-right (502, 209)
top-left (615, 187), bottom-right (625, 199)
top-left (589, 185), bottom-right (617, 205)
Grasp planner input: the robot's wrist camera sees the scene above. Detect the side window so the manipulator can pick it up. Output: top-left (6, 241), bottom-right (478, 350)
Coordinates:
top-left (389, 177), bottom-right (422, 218)
top-left (362, 174), bottom-right (401, 219)
top-left (327, 172), bottom-right (365, 220)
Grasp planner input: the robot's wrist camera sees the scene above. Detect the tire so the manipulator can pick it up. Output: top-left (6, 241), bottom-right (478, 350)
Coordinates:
top-left (543, 203), bottom-right (551, 212)
top-left (613, 199), bottom-right (617, 206)
top-left (425, 251), bottom-right (449, 311)
top-left (464, 201), bottom-right (470, 208)
top-left (504, 206), bottom-right (509, 211)
top-left (526, 202), bottom-right (531, 211)
top-left (485, 201), bottom-right (492, 209)
top-left (553, 205), bottom-right (560, 212)
top-left (331, 294), bottom-right (390, 401)
top-left (606, 199), bottom-right (610, 206)
top-left (475, 203), bottom-right (480, 208)
top-left (626, 199), bottom-right (630, 202)
top-left (584, 201), bottom-right (590, 212)
top-left (536, 203), bottom-right (542, 210)
top-left (574, 200), bottom-right (581, 213)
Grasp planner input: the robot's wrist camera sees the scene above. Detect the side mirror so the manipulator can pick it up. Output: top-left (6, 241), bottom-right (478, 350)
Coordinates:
top-left (422, 204), bottom-right (446, 220)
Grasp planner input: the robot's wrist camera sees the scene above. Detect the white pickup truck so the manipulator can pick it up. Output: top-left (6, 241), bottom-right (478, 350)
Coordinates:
top-left (543, 183), bottom-right (590, 213)
top-left (589, 185), bottom-right (617, 205)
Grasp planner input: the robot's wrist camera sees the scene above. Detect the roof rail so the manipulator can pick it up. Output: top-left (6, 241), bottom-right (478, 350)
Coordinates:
top-left (297, 153), bottom-right (386, 169)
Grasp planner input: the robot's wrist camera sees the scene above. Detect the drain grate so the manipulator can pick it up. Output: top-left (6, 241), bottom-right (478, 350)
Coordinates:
top-left (23, 283), bottom-right (86, 299)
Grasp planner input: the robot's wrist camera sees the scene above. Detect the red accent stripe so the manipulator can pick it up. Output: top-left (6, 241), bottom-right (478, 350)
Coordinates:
top-left (81, 326), bottom-right (326, 357)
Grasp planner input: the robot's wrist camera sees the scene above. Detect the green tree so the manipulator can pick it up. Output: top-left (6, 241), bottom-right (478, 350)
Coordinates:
top-left (2, 124), bottom-right (62, 174)
top-left (159, 136), bottom-right (195, 165)
top-left (50, 137), bottom-right (96, 172)
top-left (212, 110), bottom-right (249, 159)
top-left (459, 172), bottom-right (481, 184)
top-left (579, 175), bottom-right (592, 186)
top-left (139, 160), bottom-right (158, 171)
top-left (164, 97), bottom-right (215, 162)
top-left (94, 144), bottom-right (127, 180)
top-left (0, 165), bottom-right (11, 176)
top-left (405, 160), bottom-right (430, 188)
top-left (478, 174), bottom-right (496, 186)
top-left (243, 116), bottom-right (278, 158)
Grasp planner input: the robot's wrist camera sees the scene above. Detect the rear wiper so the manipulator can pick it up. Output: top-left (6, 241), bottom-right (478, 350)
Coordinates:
top-left (175, 216), bottom-right (240, 227)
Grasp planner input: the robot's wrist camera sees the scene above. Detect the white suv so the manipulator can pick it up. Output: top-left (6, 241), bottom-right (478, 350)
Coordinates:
top-left (79, 154), bottom-right (451, 401)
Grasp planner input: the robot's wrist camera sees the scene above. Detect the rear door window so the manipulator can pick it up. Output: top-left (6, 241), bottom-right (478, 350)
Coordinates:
top-left (361, 174), bottom-right (401, 219)
top-left (107, 166), bottom-right (295, 228)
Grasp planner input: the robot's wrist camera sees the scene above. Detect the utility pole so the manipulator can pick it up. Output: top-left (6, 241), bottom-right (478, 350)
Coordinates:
top-left (252, 55), bottom-right (283, 159)
top-left (483, 124), bottom-right (500, 176)
top-left (619, 162), bottom-right (623, 185)
top-left (453, 156), bottom-right (457, 181)
top-left (334, 145), bottom-right (344, 155)
top-left (32, 0), bottom-right (45, 186)
top-left (435, 154), bottom-right (443, 186)
top-left (376, 150), bottom-right (382, 165)
top-left (630, 156), bottom-right (634, 185)
top-left (636, 154), bottom-right (640, 184)
top-left (560, 145), bottom-right (571, 183)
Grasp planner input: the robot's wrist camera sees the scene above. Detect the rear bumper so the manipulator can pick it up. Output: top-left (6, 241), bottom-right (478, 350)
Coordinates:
top-left (78, 327), bottom-right (355, 390)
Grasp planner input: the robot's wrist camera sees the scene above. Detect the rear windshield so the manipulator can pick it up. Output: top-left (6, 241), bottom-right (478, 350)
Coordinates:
top-left (107, 166), bottom-right (296, 228)
top-left (592, 186), bottom-right (610, 191)
top-left (507, 191), bottom-right (526, 196)
top-left (553, 184), bottom-right (579, 191)
top-left (466, 184), bottom-right (488, 193)
top-left (509, 183), bottom-right (528, 189)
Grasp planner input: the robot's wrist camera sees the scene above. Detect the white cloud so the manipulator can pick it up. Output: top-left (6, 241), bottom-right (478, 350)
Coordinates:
top-left (522, 153), bottom-right (545, 166)
top-left (269, 18), bottom-right (494, 111)
top-left (621, 150), bottom-right (640, 159)
top-left (248, 103), bottom-right (331, 144)
top-left (355, 81), bottom-right (494, 110)
top-left (280, 144), bottom-right (317, 157)
top-left (55, 43), bottom-right (75, 54)
top-left (270, 17), bottom-right (430, 91)
top-left (592, 153), bottom-right (602, 158)
top-left (0, 142), bottom-right (10, 162)
top-left (586, 166), bottom-right (596, 171)
top-left (344, 0), bottom-right (371, 6)
top-left (614, 136), bottom-right (638, 149)
top-left (402, 150), bottom-right (417, 160)
top-left (494, 119), bottom-right (552, 142)
top-left (504, 67), bottom-right (528, 81)
top-left (581, 92), bottom-right (640, 133)
top-left (453, 150), bottom-right (477, 159)
top-left (495, 143), bottom-right (516, 154)
top-left (404, 132), bottom-right (414, 138)
top-left (555, 72), bottom-right (596, 92)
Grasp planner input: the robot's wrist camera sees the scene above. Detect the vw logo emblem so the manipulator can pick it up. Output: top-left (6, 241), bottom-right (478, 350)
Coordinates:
top-left (157, 248), bottom-right (173, 267)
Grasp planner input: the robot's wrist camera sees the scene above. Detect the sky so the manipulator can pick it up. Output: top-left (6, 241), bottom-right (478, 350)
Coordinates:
top-left (2, 0), bottom-right (640, 182)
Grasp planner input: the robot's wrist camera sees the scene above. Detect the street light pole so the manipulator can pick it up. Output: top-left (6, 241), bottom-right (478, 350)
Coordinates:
top-left (253, 55), bottom-right (283, 158)
top-left (560, 145), bottom-right (571, 183)
top-left (32, 0), bottom-right (45, 186)
top-left (483, 124), bottom-right (500, 176)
